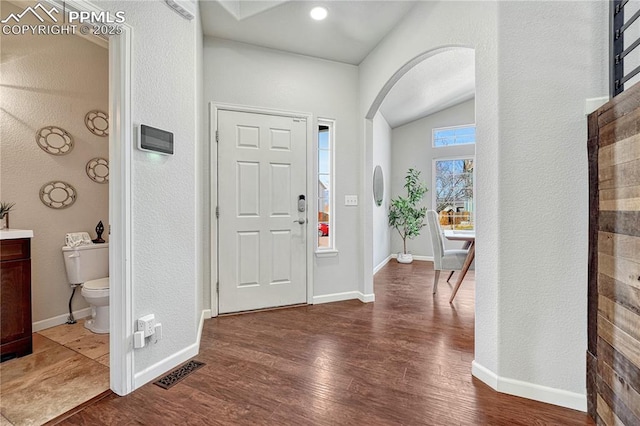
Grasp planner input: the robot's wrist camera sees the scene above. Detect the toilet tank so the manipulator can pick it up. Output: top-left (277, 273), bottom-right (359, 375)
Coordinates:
top-left (62, 243), bottom-right (109, 285)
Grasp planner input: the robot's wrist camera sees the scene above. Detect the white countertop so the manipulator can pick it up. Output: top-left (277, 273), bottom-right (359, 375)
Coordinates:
top-left (0, 229), bottom-right (34, 240)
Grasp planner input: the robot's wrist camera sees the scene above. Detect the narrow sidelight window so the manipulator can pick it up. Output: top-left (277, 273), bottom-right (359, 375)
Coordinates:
top-left (317, 120), bottom-right (334, 250)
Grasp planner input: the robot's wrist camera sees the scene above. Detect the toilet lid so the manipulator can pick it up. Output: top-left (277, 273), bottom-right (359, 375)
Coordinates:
top-left (84, 277), bottom-right (109, 290)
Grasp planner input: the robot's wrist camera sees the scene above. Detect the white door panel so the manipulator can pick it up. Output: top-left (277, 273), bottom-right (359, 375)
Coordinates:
top-left (218, 110), bottom-right (307, 314)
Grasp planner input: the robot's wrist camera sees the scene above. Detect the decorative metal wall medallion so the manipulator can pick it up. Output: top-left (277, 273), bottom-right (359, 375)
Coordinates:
top-left (85, 110), bottom-right (109, 137)
top-left (36, 126), bottom-right (74, 155)
top-left (39, 181), bottom-right (77, 209)
top-left (86, 158), bottom-right (109, 183)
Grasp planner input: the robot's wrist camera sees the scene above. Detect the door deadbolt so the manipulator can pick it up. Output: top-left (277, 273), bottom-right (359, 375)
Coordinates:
top-left (298, 194), bottom-right (306, 212)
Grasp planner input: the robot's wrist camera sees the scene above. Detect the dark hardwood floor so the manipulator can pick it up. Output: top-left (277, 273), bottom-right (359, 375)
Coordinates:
top-left (59, 261), bottom-right (593, 425)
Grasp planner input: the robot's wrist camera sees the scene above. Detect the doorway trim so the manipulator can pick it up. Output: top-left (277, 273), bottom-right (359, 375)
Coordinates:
top-left (108, 20), bottom-right (134, 396)
top-left (209, 103), bottom-right (314, 316)
top-left (44, 0), bottom-right (135, 396)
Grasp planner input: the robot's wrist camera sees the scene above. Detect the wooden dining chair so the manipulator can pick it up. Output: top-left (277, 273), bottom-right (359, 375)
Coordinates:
top-left (426, 210), bottom-right (469, 295)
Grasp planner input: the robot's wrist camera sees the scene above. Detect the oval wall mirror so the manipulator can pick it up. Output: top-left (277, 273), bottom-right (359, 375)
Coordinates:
top-left (373, 165), bottom-right (384, 207)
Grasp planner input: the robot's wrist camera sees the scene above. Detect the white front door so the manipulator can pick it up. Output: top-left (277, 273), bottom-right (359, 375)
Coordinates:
top-left (217, 109), bottom-right (307, 314)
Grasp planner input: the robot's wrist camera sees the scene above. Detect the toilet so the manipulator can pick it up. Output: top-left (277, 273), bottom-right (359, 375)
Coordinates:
top-left (61, 243), bottom-right (109, 334)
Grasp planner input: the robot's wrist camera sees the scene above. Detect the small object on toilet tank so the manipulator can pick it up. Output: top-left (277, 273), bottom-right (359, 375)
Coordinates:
top-left (65, 232), bottom-right (92, 247)
top-left (92, 221), bottom-right (105, 244)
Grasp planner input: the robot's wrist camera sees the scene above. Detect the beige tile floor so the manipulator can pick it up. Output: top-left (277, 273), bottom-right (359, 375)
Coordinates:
top-left (0, 320), bottom-right (109, 426)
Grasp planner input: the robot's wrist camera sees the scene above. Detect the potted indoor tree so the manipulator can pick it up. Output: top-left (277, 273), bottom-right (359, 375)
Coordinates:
top-left (388, 168), bottom-right (428, 264)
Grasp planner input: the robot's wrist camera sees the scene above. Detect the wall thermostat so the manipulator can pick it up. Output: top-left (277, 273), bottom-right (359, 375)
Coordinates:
top-left (138, 124), bottom-right (174, 155)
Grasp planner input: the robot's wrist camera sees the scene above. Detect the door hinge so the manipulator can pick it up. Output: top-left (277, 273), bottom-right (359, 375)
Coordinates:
top-left (216, 281), bottom-right (219, 294)
top-left (215, 130), bottom-right (219, 143)
top-left (215, 206), bottom-right (219, 219)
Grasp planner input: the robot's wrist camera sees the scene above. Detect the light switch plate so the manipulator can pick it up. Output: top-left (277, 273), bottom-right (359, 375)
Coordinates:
top-left (345, 195), bottom-right (358, 206)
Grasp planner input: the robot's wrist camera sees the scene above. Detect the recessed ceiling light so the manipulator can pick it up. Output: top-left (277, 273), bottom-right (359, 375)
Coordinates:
top-left (310, 6), bottom-right (328, 21)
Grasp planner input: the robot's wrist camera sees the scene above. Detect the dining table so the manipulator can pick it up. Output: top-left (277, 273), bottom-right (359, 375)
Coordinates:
top-left (443, 229), bottom-right (475, 303)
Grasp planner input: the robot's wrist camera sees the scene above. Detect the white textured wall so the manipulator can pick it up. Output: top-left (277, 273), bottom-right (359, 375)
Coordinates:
top-left (496, 0), bottom-right (607, 395)
top-left (390, 100), bottom-right (475, 258)
top-left (0, 1), bottom-right (108, 324)
top-left (106, 0), bottom-right (201, 378)
top-left (203, 37), bottom-right (360, 298)
top-left (360, 0), bottom-right (607, 407)
top-left (360, 0), bottom-right (500, 375)
top-left (372, 112), bottom-right (391, 270)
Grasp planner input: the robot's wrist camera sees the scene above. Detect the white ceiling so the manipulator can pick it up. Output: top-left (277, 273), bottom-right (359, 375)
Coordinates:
top-left (200, 0), bottom-right (417, 65)
top-left (200, 1), bottom-right (475, 127)
top-left (379, 48), bottom-right (476, 128)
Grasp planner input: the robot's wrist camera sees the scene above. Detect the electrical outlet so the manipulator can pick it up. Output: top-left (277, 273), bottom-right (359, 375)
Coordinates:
top-left (137, 314), bottom-right (156, 338)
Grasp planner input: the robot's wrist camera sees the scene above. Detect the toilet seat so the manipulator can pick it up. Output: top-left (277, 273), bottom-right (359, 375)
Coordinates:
top-left (82, 277), bottom-right (109, 298)
top-left (84, 277), bottom-right (109, 290)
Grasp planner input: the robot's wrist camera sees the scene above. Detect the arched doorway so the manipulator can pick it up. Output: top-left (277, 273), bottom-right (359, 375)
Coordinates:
top-left (362, 46), bottom-right (476, 299)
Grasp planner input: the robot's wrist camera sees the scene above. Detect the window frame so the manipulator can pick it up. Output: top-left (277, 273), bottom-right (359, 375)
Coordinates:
top-left (432, 124), bottom-right (476, 148)
top-left (316, 118), bottom-right (336, 254)
top-left (431, 155), bottom-right (476, 229)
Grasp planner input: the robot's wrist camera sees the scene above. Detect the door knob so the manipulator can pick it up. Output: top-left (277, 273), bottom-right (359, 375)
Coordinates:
top-left (293, 218), bottom-right (306, 224)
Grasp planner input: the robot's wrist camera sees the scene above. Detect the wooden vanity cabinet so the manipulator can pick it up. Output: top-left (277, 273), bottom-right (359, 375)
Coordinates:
top-left (0, 238), bottom-right (32, 361)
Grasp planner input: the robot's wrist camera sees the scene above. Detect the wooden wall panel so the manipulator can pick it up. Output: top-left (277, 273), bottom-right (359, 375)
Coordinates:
top-left (598, 133), bottom-right (640, 169)
top-left (599, 162), bottom-right (640, 191)
top-left (598, 338), bottom-right (640, 410)
top-left (599, 273), bottom-right (640, 316)
top-left (597, 382), bottom-right (637, 426)
top-left (597, 232), bottom-right (640, 260)
top-left (598, 253), bottom-right (640, 291)
top-left (598, 296), bottom-right (640, 343)
top-left (588, 82), bottom-right (640, 425)
top-left (598, 359), bottom-right (640, 422)
top-left (597, 316), bottom-right (640, 371)
top-left (598, 107), bottom-right (640, 147)
top-left (596, 394), bottom-right (624, 426)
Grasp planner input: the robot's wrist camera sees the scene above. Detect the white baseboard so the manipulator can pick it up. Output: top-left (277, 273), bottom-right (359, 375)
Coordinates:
top-left (32, 307), bottom-right (92, 332)
top-left (133, 309), bottom-right (207, 389)
top-left (373, 255), bottom-right (392, 274)
top-left (312, 291), bottom-right (360, 304)
top-left (358, 292), bottom-right (375, 303)
top-left (312, 291), bottom-right (375, 304)
top-left (471, 360), bottom-right (499, 389)
top-left (472, 360), bottom-right (587, 412)
top-left (197, 309), bottom-right (207, 345)
top-left (313, 291), bottom-right (376, 305)
top-left (390, 254), bottom-right (434, 262)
